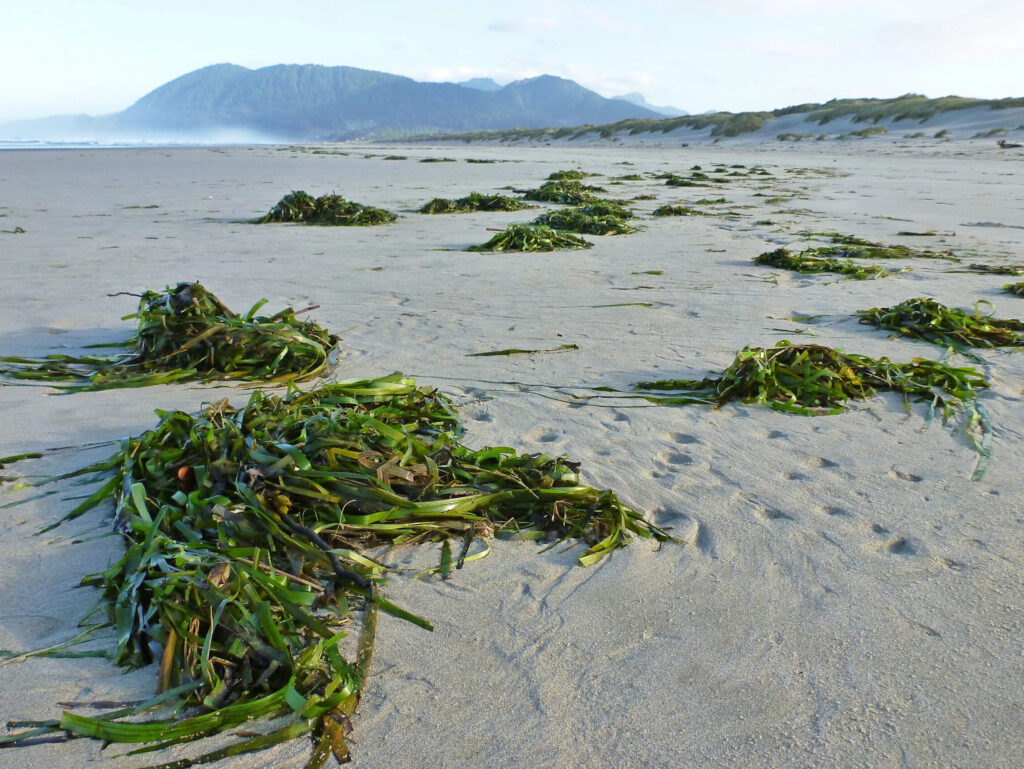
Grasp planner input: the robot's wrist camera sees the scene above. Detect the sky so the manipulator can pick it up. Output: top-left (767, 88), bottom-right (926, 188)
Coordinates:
top-left (3, 0), bottom-right (1023, 122)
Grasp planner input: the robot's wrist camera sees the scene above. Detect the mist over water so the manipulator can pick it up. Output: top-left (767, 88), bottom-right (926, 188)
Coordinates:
top-left (0, 126), bottom-right (285, 150)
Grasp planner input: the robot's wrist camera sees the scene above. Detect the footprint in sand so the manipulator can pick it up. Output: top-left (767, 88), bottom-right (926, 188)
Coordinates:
top-left (891, 469), bottom-right (924, 482)
top-left (525, 427), bottom-right (561, 443)
top-left (657, 450), bottom-right (694, 467)
top-left (667, 432), bottom-right (700, 445)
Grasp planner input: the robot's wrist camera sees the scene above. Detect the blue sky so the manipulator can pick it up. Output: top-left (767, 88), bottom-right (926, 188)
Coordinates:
top-left (3, 0), bottom-right (1022, 121)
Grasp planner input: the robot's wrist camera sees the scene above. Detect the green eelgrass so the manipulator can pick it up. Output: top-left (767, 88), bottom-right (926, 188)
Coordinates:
top-left (532, 208), bottom-right (636, 235)
top-left (256, 191), bottom-right (396, 226)
top-left (634, 341), bottom-right (986, 416)
top-left (967, 263), bottom-right (1024, 276)
top-left (0, 283), bottom-right (338, 391)
top-left (466, 224), bottom-right (592, 252)
top-left (418, 192), bottom-right (533, 214)
top-left (797, 233), bottom-right (958, 261)
top-left (857, 297), bottom-right (1024, 348)
top-left (2, 374), bottom-right (668, 764)
top-left (632, 342), bottom-right (990, 476)
top-left (1003, 282), bottom-right (1024, 297)
top-left (547, 170), bottom-right (597, 181)
top-left (755, 248), bottom-right (895, 279)
top-left (652, 205), bottom-right (706, 217)
top-left (521, 181), bottom-right (606, 205)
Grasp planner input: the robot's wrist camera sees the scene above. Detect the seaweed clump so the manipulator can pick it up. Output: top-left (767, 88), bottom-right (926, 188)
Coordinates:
top-left (755, 248), bottom-right (895, 279)
top-left (3, 374), bottom-right (669, 764)
top-left (801, 233), bottom-right (957, 261)
top-left (634, 341), bottom-right (987, 419)
top-left (532, 208), bottom-right (636, 235)
top-left (256, 191), bottom-right (396, 226)
top-left (967, 263), bottom-right (1024, 276)
top-left (631, 341), bottom-right (990, 477)
top-left (466, 224), bottom-right (592, 252)
top-left (0, 283), bottom-right (339, 390)
top-left (521, 181), bottom-right (606, 205)
top-left (652, 205), bottom-right (706, 217)
top-left (857, 297), bottom-right (1024, 348)
top-left (1003, 282), bottom-right (1024, 297)
top-left (419, 192), bottom-right (533, 214)
top-left (547, 169), bottom-right (598, 181)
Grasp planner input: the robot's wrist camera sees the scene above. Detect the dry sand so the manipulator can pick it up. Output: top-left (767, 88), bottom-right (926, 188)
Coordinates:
top-left (1, 140), bottom-right (1023, 768)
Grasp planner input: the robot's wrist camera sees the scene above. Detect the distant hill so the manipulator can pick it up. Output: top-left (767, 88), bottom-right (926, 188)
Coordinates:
top-left (612, 92), bottom-right (688, 117)
top-left (0, 64), bottom-right (659, 142)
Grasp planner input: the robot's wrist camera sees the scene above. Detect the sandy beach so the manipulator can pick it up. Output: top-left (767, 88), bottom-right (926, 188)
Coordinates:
top-left (1, 139), bottom-right (1023, 768)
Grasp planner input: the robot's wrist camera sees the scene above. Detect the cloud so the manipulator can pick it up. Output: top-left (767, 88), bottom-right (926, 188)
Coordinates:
top-left (487, 16), bottom-right (559, 33)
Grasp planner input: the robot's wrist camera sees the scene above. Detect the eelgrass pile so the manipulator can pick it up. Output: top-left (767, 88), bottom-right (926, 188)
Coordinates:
top-left (967, 263), bottom-right (1024, 276)
top-left (547, 170), bottom-right (597, 181)
top-left (634, 340), bottom-right (986, 414)
top-left (466, 224), bottom-right (592, 252)
top-left (755, 248), bottom-right (893, 279)
top-left (801, 233), bottom-right (956, 261)
top-left (857, 297), bottom-right (1024, 348)
top-left (256, 191), bottom-right (396, 226)
top-left (2, 374), bottom-right (668, 765)
top-left (652, 205), bottom-right (706, 217)
top-left (521, 181), bottom-right (606, 205)
top-left (418, 192), bottom-right (532, 214)
top-left (632, 341), bottom-right (989, 475)
top-left (0, 283), bottom-right (338, 391)
top-left (1003, 282), bottom-right (1024, 297)
top-left (532, 208), bottom-right (636, 235)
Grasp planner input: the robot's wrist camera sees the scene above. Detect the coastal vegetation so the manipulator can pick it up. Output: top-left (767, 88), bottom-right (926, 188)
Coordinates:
top-left (412, 94), bottom-right (1024, 143)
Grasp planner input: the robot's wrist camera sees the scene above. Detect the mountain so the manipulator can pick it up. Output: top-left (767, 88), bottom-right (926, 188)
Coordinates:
top-left (456, 77), bottom-right (503, 92)
top-left (0, 64), bottom-right (659, 142)
top-left (612, 92), bottom-right (688, 117)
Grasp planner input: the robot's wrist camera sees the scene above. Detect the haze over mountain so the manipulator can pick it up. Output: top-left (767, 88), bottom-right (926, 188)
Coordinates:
top-left (0, 63), bottom-right (659, 142)
top-left (456, 78), bottom-right (504, 93)
top-left (612, 92), bottom-right (688, 117)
